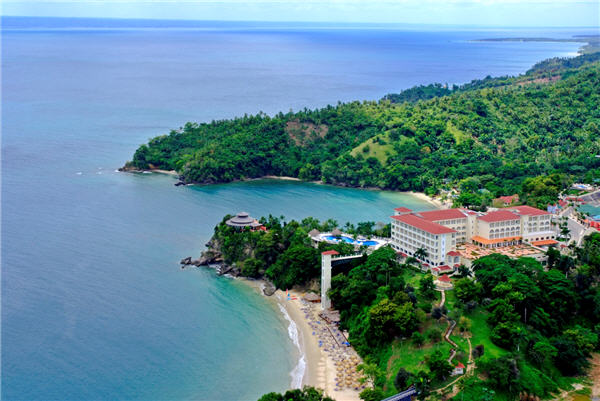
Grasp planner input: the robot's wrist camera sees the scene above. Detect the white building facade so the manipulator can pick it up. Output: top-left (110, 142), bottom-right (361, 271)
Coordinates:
top-left (390, 205), bottom-right (556, 269)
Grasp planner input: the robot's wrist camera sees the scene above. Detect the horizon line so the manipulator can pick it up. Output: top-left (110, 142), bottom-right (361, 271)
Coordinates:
top-left (2, 15), bottom-right (599, 30)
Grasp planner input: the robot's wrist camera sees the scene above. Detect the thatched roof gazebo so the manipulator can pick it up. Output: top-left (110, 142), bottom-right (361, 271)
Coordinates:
top-left (308, 229), bottom-right (321, 238)
top-left (331, 228), bottom-right (343, 237)
top-left (226, 212), bottom-right (258, 228)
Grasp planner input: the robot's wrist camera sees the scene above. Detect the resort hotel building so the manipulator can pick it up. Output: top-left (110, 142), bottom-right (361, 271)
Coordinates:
top-left (390, 205), bottom-right (556, 269)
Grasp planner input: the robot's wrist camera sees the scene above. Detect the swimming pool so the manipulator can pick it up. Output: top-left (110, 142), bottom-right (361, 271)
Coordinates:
top-left (324, 235), bottom-right (379, 247)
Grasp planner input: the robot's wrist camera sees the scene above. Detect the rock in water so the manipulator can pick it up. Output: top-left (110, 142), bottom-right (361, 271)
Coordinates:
top-left (263, 283), bottom-right (276, 296)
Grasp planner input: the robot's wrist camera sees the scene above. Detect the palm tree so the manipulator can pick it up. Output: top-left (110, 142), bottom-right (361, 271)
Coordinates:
top-left (404, 256), bottom-right (419, 267)
top-left (458, 265), bottom-right (472, 277)
top-left (559, 218), bottom-right (571, 241)
top-left (414, 247), bottom-right (428, 261)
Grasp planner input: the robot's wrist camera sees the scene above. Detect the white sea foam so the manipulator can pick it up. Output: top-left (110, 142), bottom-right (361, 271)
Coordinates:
top-left (278, 303), bottom-right (306, 389)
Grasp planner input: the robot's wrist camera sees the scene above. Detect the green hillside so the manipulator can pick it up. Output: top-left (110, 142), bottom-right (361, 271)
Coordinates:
top-left (125, 53), bottom-right (600, 200)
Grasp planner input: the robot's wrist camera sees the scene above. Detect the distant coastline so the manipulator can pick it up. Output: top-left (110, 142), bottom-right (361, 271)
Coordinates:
top-left (473, 34), bottom-right (600, 54)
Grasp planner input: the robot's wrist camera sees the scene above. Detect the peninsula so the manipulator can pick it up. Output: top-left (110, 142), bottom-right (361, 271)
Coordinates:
top-left (123, 51), bottom-right (600, 213)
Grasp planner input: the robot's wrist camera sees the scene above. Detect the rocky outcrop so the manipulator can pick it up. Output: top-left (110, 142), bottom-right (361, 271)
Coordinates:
top-left (180, 247), bottom-right (224, 269)
top-left (262, 282), bottom-right (276, 296)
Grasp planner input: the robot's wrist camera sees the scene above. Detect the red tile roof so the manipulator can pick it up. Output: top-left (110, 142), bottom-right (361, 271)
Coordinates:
top-left (454, 264), bottom-right (461, 268)
top-left (447, 251), bottom-right (460, 256)
top-left (531, 239), bottom-right (559, 246)
top-left (478, 210), bottom-right (520, 223)
top-left (456, 362), bottom-right (465, 369)
top-left (438, 274), bottom-right (452, 282)
top-left (321, 250), bottom-right (340, 256)
top-left (391, 214), bottom-right (456, 234)
top-left (510, 205), bottom-right (550, 216)
top-left (416, 209), bottom-right (468, 221)
top-left (438, 265), bottom-right (453, 271)
top-left (394, 207), bottom-right (413, 212)
top-left (472, 235), bottom-right (521, 245)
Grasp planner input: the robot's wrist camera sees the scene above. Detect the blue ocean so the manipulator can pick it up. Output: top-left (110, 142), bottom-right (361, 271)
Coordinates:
top-left (1, 17), bottom-right (592, 400)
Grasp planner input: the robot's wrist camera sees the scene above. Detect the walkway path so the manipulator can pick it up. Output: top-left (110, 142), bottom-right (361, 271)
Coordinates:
top-left (439, 290), bottom-right (446, 308)
top-left (434, 290), bottom-right (477, 397)
top-left (437, 337), bottom-right (475, 397)
top-left (591, 353), bottom-right (600, 400)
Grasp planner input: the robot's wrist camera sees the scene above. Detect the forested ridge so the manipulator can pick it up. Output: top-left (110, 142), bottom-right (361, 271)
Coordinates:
top-left (126, 53), bottom-right (600, 200)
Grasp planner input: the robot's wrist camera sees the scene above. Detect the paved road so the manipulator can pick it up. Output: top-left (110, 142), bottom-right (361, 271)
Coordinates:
top-left (581, 189), bottom-right (600, 204)
top-left (567, 217), bottom-right (587, 245)
top-left (556, 206), bottom-right (590, 246)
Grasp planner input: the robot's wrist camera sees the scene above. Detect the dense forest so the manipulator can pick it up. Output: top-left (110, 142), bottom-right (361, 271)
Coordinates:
top-left (210, 215), bottom-right (600, 401)
top-left (125, 53), bottom-right (600, 209)
top-left (209, 214), bottom-right (386, 288)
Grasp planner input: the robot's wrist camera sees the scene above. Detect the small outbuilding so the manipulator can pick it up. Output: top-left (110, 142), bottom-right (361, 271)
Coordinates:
top-left (434, 274), bottom-right (454, 290)
top-left (452, 362), bottom-right (465, 376)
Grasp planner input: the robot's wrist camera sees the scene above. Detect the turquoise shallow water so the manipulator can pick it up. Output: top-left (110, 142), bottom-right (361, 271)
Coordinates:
top-left (2, 17), bottom-right (592, 401)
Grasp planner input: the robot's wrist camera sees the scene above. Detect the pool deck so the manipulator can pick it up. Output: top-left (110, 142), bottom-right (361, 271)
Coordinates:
top-left (312, 232), bottom-right (390, 251)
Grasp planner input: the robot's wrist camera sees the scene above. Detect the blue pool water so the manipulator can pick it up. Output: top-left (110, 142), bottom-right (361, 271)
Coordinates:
top-left (324, 235), bottom-right (380, 246)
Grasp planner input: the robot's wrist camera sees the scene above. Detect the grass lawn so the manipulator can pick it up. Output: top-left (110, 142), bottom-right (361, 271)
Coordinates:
top-left (350, 135), bottom-right (395, 165)
top-left (400, 266), bottom-right (432, 290)
top-left (465, 308), bottom-right (509, 360)
top-left (443, 289), bottom-right (507, 359)
top-left (383, 338), bottom-right (453, 391)
top-left (444, 289), bottom-right (458, 310)
top-left (381, 315), bottom-right (462, 391)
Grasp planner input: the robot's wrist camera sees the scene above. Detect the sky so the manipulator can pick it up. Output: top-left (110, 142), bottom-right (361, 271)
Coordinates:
top-left (1, 0), bottom-right (599, 27)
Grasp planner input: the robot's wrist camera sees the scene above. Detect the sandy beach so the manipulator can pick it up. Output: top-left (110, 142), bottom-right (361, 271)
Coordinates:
top-left (409, 191), bottom-right (448, 209)
top-left (150, 169), bottom-right (179, 176)
top-left (261, 175), bottom-right (303, 181)
top-left (241, 280), bottom-right (364, 401)
top-left (275, 289), bottom-right (365, 401)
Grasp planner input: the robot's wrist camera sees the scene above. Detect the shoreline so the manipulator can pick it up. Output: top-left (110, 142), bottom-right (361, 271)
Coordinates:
top-left (240, 278), bottom-right (363, 401)
top-left (144, 169), bottom-right (449, 210)
top-left (409, 191), bottom-right (448, 209)
top-left (122, 168), bottom-right (449, 210)
top-left (119, 168), bottom-right (180, 176)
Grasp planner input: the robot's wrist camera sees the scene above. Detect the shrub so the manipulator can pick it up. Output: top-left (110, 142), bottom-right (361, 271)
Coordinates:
top-left (394, 368), bottom-right (413, 391)
top-left (472, 344), bottom-right (484, 359)
top-left (426, 328), bottom-right (443, 343)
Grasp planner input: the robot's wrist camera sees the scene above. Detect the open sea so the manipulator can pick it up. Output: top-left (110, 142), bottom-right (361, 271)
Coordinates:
top-left (1, 17), bottom-right (593, 401)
